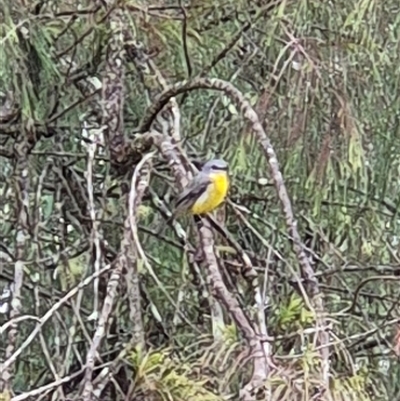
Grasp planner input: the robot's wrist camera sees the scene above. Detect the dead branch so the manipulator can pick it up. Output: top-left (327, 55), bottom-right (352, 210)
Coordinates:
top-left (125, 152), bottom-right (153, 349)
top-left (86, 132), bottom-right (104, 320)
top-left (80, 152), bottom-right (155, 400)
top-left (0, 133), bottom-right (31, 394)
top-left (2, 265), bottom-right (112, 373)
top-left (139, 76), bottom-right (329, 393)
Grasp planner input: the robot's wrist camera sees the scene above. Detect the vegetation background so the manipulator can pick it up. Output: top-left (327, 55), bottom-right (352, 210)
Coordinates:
top-left (1, 0), bottom-right (400, 400)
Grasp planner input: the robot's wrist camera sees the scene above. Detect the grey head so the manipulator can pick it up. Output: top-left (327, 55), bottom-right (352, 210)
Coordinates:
top-left (200, 159), bottom-right (229, 174)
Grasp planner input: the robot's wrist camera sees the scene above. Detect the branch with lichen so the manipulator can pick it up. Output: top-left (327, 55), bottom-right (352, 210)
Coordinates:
top-left (81, 153), bottom-right (154, 400)
top-left (150, 127), bottom-right (270, 399)
top-left (139, 77), bottom-right (330, 395)
top-left (0, 133), bottom-right (31, 396)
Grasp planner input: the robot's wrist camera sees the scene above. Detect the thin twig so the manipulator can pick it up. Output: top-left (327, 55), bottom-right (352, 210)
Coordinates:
top-left (125, 152), bottom-right (154, 349)
top-left (2, 265), bottom-right (112, 372)
top-left (1, 135), bottom-right (31, 392)
top-left (86, 129), bottom-right (104, 319)
top-left (81, 152), bottom-right (155, 400)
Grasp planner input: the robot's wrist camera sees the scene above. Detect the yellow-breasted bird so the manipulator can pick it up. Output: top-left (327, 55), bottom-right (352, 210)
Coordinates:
top-left (173, 159), bottom-right (230, 217)
top-left (157, 159), bottom-right (229, 237)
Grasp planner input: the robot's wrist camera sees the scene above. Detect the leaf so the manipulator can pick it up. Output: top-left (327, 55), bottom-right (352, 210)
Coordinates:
top-left (68, 253), bottom-right (89, 278)
top-left (41, 194), bottom-right (54, 219)
top-left (227, 103), bottom-right (237, 115)
top-left (186, 27), bottom-right (203, 45)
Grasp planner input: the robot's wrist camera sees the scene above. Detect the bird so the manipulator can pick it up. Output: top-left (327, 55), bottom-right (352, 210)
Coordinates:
top-left (174, 158), bottom-right (230, 218)
top-left (157, 159), bottom-right (229, 238)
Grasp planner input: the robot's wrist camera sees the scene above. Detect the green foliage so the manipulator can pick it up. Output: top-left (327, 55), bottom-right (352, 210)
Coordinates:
top-left (275, 294), bottom-right (315, 331)
top-left (129, 347), bottom-right (224, 401)
top-left (1, 0), bottom-right (400, 399)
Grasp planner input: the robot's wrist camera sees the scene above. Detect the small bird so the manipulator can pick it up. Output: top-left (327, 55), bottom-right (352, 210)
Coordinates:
top-left (174, 158), bottom-right (230, 217)
top-left (174, 159), bottom-right (229, 216)
top-left (157, 159), bottom-right (230, 238)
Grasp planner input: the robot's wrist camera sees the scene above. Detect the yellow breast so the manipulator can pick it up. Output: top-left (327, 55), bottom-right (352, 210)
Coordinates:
top-left (191, 172), bottom-right (230, 215)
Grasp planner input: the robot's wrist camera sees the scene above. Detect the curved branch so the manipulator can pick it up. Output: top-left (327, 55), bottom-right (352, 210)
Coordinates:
top-left (139, 76), bottom-right (330, 384)
top-left (139, 78), bottom-right (316, 289)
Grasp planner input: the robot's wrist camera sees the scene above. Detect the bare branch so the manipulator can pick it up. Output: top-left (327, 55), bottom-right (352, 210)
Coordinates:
top-left (80, 152), bottom-right (155, 400)
top-left (153, 131), bottom-right (270, 398)
top-left (100, 5), bottom-right (127, 164)
top-left (139, 76), bottom-right (330, 389)
top-left (0, 133), bottom-right (31, 393)
top-left (199, 221), bottom-right (270, 400)
top-left (125, 152), bottom-right (154, 349)
top-left (86, 130), bottom-right (104, 320)
top-left (2, 265), bottom-right (112, 373)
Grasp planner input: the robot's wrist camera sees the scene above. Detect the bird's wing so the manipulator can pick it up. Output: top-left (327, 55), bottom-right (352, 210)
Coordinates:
top-left (174, 173), bottom-right (212, 213)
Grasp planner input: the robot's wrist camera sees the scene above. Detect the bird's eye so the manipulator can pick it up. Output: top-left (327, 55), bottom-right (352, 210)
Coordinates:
top-left (212, 165), bottom-right (228, 171)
